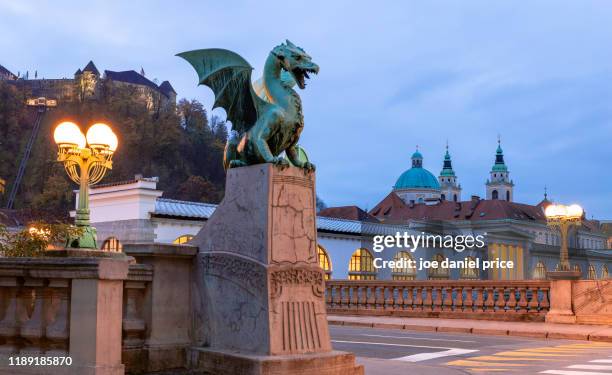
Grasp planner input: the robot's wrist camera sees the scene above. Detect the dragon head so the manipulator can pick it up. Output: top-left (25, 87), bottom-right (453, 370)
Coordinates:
top-left (272, 40), bottom-right (319, 89)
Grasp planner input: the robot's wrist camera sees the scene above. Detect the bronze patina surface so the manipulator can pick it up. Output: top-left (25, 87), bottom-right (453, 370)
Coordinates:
top-left (178, 40), bottom-right (319, 171)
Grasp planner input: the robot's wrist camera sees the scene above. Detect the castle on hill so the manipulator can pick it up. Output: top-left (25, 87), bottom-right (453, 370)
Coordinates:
top-left (0, 61), bottom-right (176, 111)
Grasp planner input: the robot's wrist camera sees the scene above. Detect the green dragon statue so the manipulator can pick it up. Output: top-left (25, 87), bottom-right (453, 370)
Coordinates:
top-left (178, 40), bottom-right (319, 171)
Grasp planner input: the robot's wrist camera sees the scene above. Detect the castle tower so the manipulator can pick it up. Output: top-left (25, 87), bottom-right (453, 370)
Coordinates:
top-left (438, 144), bottom-right (462, 202)
top-left (77, 61), bottom-right (101, 101)
top-left (486, 138), bottom-right (514, 201)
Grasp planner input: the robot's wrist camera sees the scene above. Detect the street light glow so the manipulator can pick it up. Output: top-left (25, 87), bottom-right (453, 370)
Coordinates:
top-left (86, 123), bottom-right (118, 151)
top-left (54, 121), bottom-right (86, 149)
top-left (544, 203), bottom-right (583, 220)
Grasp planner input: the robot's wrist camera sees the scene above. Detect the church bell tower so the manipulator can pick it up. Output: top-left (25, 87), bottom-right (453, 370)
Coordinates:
top-left (486, 138), bottom-right (514, 201)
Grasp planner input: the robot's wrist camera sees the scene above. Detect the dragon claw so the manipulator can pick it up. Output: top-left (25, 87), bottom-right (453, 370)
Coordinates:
top-left (272, 157), bottom-right (290, 169)
top-left (302, 162), bottom-right (316, 173)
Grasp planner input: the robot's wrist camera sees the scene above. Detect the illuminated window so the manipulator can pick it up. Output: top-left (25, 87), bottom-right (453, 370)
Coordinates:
top-left (391, 251), bottom-right (416, 280)
top-left (532, 261), bottom-right (547, 280)
top-left (587, 264), bottom-right (596, 280)
top-left (317, 244), bottom-right (332, 280)
top-left (602, 265), bottom-right (609, 279)
top-left (460, 256), bottom-right (479, 279)
top-left (173, 235), bottom-right (194, 245)
top-left (428, 254), bottom-right (449, 280)
top-left (573, 264), bottom-right (582, 275)
top-left (492, 190), bottom-right (498, 200)
top-left (101, 237), bottom-right (123, 252)
top-left (348, 248), bottom-right (376, 280)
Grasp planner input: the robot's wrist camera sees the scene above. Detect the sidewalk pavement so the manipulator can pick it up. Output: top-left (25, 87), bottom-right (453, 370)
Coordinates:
top-left (328, 314), bottom-right (612, 342)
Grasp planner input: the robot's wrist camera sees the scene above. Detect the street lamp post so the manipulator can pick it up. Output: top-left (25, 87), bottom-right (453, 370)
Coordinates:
top-left (545, 203), bottom-right (583, 279)
top-left (53, 121), bottom-right (118, 249)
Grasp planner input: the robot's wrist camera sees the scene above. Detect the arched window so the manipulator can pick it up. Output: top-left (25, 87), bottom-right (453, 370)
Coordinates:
top-left (441, 194), bottom-right (446, 201)
top-left (460, 256), bottom-right (479, 279)
top-left (453, 194), bottom-right (458, 202)
top-left (391, 251), bottom-right (416, 280)
top-left (506, 191), bottom-right (510, 201)
top-left (428, 254), bottom-right (449, 280)
top-left (101, 237), bottom-right (123, 252)
top-left (417, 197), bottom-right (424, 204)
top-left (173, 235), bottom-right (194, 245)
top-left (348, 248), bottom-right (376, 280)
top-left (573, 264), bottom-right (582, 275)
top-left (317, 244), bottom-right (332, 280)
top-left (602, 265), bottom-right (609, 279)
top-left (532, 261), bottom-right (547, 280)
top-left (587, 264), bottom-right (597, 280)
top-left (492, 190), bottom-right (499, 200)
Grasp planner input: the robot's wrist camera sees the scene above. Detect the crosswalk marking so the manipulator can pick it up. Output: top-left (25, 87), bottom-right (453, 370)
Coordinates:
top-left (394, 348), bottom-right (478, 362)
top-left (468, 355), bottom-right (548, 361)
top-left (568, 364), bottom-right (612, 370)
top-left (447, 359), bottom-right (528, 367)
top-left (494, 351), bottom-right (577, 357)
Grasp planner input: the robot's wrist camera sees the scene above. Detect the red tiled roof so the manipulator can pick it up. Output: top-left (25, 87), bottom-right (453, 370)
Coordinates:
top-left (319, 206), bottom-right (379, 222)
top-left (369, 192), bottom-right (548, 223)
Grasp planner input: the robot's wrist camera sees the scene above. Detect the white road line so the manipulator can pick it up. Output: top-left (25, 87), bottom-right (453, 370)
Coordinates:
top-left (540, 370), bottom-right (612, 375)
top-left (568, 365), bottom-right (612, 371)
top-left (591, 360), bottom-right (612, 363)
top-left (330, 340), bottom-right (478, 362)
top-left (393, 348), bottom-right (479, 362)
top-left (331, 339), bottom-right (454, 350)
top-left (360, 333), bottom-right (477, 343)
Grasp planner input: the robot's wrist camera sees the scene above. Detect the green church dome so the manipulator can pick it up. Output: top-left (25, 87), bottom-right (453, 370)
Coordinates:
top-left (394, 149), bottom-right (441, 190)
top-left (394, 168), bottom-right (440, 190)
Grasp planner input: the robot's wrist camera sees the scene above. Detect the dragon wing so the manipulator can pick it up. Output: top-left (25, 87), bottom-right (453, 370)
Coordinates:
top-left (177, 48), bottom-right (269, 134)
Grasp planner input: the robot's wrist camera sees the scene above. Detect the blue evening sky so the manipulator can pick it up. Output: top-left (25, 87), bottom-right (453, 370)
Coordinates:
top-left (1, 1), bottom-right (611, 218)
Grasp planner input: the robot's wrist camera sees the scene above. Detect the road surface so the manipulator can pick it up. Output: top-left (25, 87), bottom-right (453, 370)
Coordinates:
top-left (330, 325), bottom-right (612, 375)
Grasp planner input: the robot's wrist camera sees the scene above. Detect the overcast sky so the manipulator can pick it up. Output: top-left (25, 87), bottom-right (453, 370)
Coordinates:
top-left (1, 1), bottom-right (611, 218)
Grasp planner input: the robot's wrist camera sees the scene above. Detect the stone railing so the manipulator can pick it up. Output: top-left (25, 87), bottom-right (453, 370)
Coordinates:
top-left (326, 280), bottom-right (551, 321)
top-left (0, 256), bottom-right (129, 374)
top-left (122, 243), bottom-right (197, 374)
top-left (122, 263), bottom-right (153, 374)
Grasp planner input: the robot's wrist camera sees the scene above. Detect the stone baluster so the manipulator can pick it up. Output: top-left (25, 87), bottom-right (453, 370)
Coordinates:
top-left (453, 286), bottom-right (463, 312)
top-left (422, 286), bottom-right (433, 312)
top-left (341, 286), bottom-right (349, 308)
top-left (517, 287), bottom-right (528, 313)
top-left (442, 287), bottom-right (453, 311)
top-left (539, 287), bottom-right (550, 312)
top-left (484, 287), bottom-right (496, 312)
top-left (473, 287), bottom-right (484, 312)
top-left (403, 286), bottom-right (413, 311)
top-left (414, 286), bottom-right (425, 311)
top-left (395, 286), bottom-right (404, 310)
top-left (122, 281), bottom-right (147, 350)
top-left (528, 287), bottom-right (540, 313)
top-left (331, 285), bottom-right (341, 308)
top-left (384, 286), bottom-right (394, 310)
top-left (506, 286), bottom-right (518, 313)
top-left (348, 286), bottom-right (358, 310)
top-left (357, 286), bottom-right (366, 310)
top-left (0, 277), bottom-right (21, 354)
top-left (325, 284), bottom-right (332, 308)
top-left (495, 287), bottom-right (507, 312)
top-left (45, 279), bottom-right (70, 356)
top-left (366, 285), bottom-right (376, 309)
top-left (463, 286), bottom-right (473, 312)
top-left (432, 286), bottom-right (442, 312)
top-left (20, 278), bottom-right (50, 355)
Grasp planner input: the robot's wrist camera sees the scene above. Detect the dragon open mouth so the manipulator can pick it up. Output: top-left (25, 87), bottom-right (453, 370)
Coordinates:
top-left (291, 67), bottom-right (317, 89)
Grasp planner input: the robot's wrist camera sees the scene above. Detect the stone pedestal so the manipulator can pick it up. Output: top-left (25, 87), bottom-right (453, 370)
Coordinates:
top-left (546, 278), bottom-right (577, 324)
top-left (190, 164), bottom-right (362, 374)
